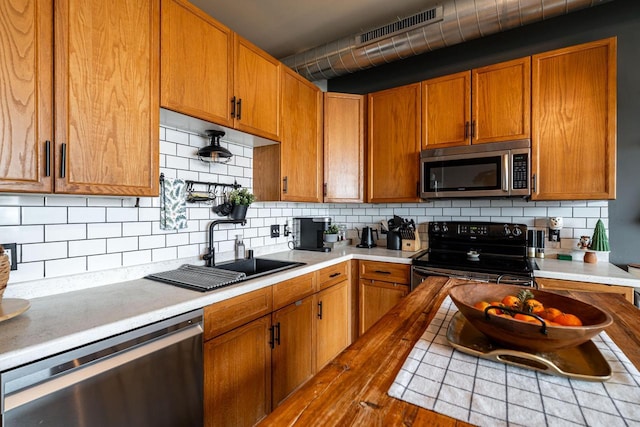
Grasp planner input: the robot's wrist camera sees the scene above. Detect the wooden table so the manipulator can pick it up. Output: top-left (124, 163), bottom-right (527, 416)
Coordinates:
top-left (259, 277), bottom-right (640, 426)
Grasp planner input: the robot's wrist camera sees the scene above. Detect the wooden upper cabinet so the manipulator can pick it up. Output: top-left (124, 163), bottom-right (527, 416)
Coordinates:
top-left (280, 67), bottom-right (323, 202)
top-left (234, 35), bottom-right (281, 141)
top-left (532, 37), bottom-right (617, 200)
top-left (422, 71), bottom-right (471, 149)
top-left (472, 57), bottom-right (531, 145)
top-left (368, 83), bottom-right (421, 203)
top-left (323, 93), bottom-right (366, 203)
top-left (54, 0), bottom-right (159, 196)
top-left (160, 0), bottom-right (234, 127)
top-left (0, 0), bottom-right (53, 193)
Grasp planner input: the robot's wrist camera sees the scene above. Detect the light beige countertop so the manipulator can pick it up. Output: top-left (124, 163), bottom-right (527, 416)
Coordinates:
top-left (0, 246), bottom-right (637, 373)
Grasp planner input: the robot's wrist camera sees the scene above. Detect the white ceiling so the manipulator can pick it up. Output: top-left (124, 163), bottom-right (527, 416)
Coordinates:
top-left (188, 0), bottom-right (440, 59)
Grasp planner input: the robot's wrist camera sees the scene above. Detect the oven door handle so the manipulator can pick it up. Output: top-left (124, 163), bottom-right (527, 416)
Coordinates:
top-left (502, 153), bottom-right (509, 192)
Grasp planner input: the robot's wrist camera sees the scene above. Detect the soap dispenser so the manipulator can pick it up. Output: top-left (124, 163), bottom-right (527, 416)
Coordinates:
top-left (235, 235), bottom-right (245, 260)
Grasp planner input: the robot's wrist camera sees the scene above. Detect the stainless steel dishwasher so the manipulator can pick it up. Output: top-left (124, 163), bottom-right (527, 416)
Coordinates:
top-left (1, 309), bottom-right (203, 427)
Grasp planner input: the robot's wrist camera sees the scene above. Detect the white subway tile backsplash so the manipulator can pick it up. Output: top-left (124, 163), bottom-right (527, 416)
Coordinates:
top-left (0, 225), bottom-right (43, 243)
top-left (107, 237), bottom-right (138, 253)
top-left (0, 124), bottom-right (612, 289)
top-left (69, 239), bottom-right (106, 257)
top-left (122, 250), bottom-right (152, 266)
top-left (68, 207), bottom-right (105, 223)
top-left (22, 242), bottom-right (68, 262)
top-left (46, 224), bottom-right (87, 242)
top-left (45, 257), bottom-right (87, 277)
top-left (123, 222), bottom-right (152, 237)
top-left (22, 207), bottom-right (67, 224)
top-left (139, 235), bottom-right (166, 250)
top-left (88, 253), bottom-right (122, 271)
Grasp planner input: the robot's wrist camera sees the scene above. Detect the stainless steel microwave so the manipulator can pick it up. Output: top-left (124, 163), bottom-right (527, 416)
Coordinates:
top-left (420, 140), bottom-right (531, 199)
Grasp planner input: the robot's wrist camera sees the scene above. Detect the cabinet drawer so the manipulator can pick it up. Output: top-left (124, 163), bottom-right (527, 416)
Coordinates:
top-left (273, 272), bottom-right (317, 310)
top-left (204, 287), bottom-right (273, 340)
top-left (318, 261), bottom-right (349, 290)
top-left (359, 261), bottom-right (410, 284)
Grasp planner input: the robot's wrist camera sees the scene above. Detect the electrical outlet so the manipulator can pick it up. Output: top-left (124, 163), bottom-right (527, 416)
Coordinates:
top-left (1, 243), bottom-right (17, 270)
top-left (270, 224), bottom-right (280, 238)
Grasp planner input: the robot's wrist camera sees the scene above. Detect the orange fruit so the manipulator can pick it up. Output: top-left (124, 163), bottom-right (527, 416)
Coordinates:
top-left (554, 313), bottom-right (583, 326)
top-left (501, 295), bottom-right (520, 309)
top-left (539, 307), bottom-right (562, 321)
top-left (488, 301), bottom-right (504, 315)
top-left (513, 313), bottom-right (539, 323)
top-left (523, 299), bottom-right (544, 314)
top-left (474, 301), bottom-right (490, 311)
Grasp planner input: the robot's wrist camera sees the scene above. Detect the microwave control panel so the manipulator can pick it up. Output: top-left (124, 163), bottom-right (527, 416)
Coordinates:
top-left (512, 153), bottom-right (529, 189)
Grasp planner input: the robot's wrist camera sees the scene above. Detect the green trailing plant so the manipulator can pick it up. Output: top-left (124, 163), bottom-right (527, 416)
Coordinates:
top-left (589, 219), bottom-right (610, 252)
top-left (228, 188), bottom-right (255, 206)
top-left (324, 224), bottom-right (340, 234)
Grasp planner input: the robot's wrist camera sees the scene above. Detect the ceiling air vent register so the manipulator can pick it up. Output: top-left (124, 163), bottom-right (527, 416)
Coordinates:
top-left (356, 6), bottom-right (444, 46)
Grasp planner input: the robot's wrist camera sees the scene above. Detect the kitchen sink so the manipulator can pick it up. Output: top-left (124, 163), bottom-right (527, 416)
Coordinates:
top-left (214, 258), bottom-right (305, 279)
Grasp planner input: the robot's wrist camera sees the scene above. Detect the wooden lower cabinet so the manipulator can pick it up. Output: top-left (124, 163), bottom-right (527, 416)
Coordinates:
top-left (204, 264), bottom-right (353, 425)
top-left (204, 315), bottom-right (272, 427)
top-left (359, 279), bottom-right (409, 335)
top-left (316, 280), bottom-right (350, 371)
top-left (536, 277), bottom-right (634, 304)
top-left (271, 296), bottom-right (315, 407)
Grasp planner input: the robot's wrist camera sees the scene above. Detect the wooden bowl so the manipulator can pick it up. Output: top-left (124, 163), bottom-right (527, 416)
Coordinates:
top-left (448, 283), bottom-right (613, 352)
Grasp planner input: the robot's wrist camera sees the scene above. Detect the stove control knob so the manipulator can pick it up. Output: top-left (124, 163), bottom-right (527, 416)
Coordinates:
top-left (503, 225), bottom-right (511, 236)
top-left (441, 224), bottom-right (449, 233)
top-left (512, 226), bottom-right (523, 237)
top-left (432, 223), bottom-right (440, 233)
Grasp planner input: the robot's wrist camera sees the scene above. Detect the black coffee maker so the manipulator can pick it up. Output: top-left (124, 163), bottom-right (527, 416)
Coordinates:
top-left (293, 217), bottom-right (331, 252)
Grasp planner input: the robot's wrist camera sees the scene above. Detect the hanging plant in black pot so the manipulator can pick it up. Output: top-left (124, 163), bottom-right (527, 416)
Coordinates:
top-left (228, 188), bottom-right (255, 220)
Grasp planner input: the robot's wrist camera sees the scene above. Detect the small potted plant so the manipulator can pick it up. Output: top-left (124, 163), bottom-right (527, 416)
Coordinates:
top-left (228, 188), bottom-right (255, 220)
top-left (324, 224), bottom-right (340, 243)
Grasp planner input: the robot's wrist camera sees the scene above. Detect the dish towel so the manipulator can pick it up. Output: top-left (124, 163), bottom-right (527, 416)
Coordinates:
top-left (388, 297), bottom-right (640, 426)
top-left (160, 177), bottom-right (188, 230)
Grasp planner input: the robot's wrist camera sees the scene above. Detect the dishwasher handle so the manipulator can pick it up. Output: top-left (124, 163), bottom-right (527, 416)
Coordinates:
top-left (4, 324), bottom-right (203, 412)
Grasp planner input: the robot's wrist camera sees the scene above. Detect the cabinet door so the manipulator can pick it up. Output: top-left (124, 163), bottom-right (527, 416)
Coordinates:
top-left (359, 279), bottom-right (408, 335)
top-left (280, 68), bottom-right (323, 202)
top-left (204, 315), bottom-right (272, 427)
top-left (532, 37), bottom-right (616, 200)
top-left (367, 83), bottom-right (421, 202)
top-left (234, 35), bottom-right (280, 141)
top-left (0, 0), bottom-right (53, 193)
top-left (324, 93), bottom-right (366, 202)
top-left (272, 296), bottom-right (315, 407)
top-left (422, 71), bottom-right (471, 149)
top-left (316, 280), bottom-right (350, 371)
top-left (472, 57), bottom-right (531, 145)
top-left (160, 0), bottom-right (233, 127)
top-left (54, 0), bottom-right (159, 196)
top-left (536, 278), bottom-right (633, 304)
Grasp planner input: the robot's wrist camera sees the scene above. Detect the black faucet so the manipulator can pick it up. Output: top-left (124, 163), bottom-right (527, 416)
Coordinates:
top-left (203, 219), bottom-right (247, 267)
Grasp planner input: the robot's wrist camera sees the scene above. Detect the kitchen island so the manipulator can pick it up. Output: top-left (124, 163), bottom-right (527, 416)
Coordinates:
top-left (259, 276), bottom-right (640, 426)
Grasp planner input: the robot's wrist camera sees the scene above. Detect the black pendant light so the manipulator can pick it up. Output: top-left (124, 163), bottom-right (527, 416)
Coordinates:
top-left (198, 130), bottom-right (233, 163)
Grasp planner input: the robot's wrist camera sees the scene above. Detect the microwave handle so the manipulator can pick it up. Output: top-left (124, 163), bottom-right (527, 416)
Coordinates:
top-left (502, 154), bottom-right (509, 192)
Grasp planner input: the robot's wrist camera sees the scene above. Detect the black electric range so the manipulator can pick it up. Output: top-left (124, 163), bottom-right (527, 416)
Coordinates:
top-left (411, 221), bottom-right (536, 290)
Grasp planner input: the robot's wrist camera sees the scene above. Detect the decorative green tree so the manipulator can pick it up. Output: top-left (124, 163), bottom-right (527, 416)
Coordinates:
top-left (589, 219), bottom-right (610, 252)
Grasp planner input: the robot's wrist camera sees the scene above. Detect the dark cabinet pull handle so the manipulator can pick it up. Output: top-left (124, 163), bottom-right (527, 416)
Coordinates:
top-left (282, 176), bottom-right (288, 194)
top-left (471, 120), bottom-right (476, 138)
top-left (44, 140), bottom-right (51, 177)
top-left (230, 96), bottom-right (236, 118)
top-left (269, 325), bottom-right (275, 349)
top-left (532, 173), bottom-right (537, 193)
top-left (329, 272), bottom-right (341, 278)
top-left (60, 143), bottom-right (67, 178)
top-left (323, 183), bottom-right (327, 197)
top-left (464, 121), bottom-right (470, 139)
top-left (274, 322), bottom-right (281, 346)
top-left (236, 98), bottom-right (242, 120)
top-left (374, 270), bottom-right (392, 275)
top-left (317, 301), bottom-right (323, 319)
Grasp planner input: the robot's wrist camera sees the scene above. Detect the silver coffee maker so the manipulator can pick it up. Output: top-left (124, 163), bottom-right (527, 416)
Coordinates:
top-left (293, 217), bottom-right (331, 252)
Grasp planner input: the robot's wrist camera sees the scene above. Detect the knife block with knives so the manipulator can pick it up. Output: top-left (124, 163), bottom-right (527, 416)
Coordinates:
top-left (387, 215), bottom-right (421, 252)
